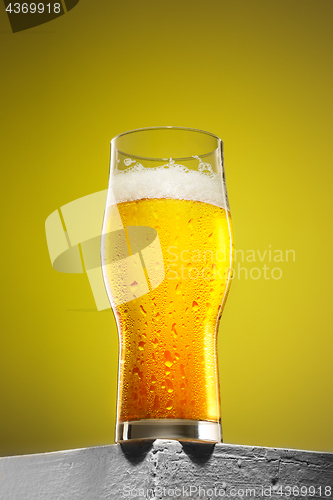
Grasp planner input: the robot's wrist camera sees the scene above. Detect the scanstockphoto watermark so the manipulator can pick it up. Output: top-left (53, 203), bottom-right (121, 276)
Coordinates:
top-left (166, 245), bottom-right (296, 281)
top-left (122, 484), bottom-right (332, 498)
top-left (122, 485), bottom-right (231, 498)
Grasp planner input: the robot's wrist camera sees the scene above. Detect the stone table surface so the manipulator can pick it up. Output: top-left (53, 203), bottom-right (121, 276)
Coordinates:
top-left (0, 440), bottom-right (332, 499)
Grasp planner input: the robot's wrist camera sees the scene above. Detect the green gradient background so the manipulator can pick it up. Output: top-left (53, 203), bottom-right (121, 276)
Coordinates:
top-left (1, 0), bottom-right (332, 456)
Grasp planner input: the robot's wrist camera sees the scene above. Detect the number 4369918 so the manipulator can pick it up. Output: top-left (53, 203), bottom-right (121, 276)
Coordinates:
top-left (6, 3), bottom-right (61, 14)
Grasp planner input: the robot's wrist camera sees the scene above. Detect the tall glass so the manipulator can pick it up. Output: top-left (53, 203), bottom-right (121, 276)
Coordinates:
top-left (101, 127), bottom-right (234, 443)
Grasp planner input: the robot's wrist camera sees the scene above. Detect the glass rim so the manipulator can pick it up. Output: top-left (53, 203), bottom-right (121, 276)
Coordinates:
top-left (111, 126), bottom-right (223, 161)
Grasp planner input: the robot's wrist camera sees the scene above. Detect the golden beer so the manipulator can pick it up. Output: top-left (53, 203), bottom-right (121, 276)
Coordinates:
top-left (102, 127), bottom-right (233, 442)
top-left (103, 198), bottom-right (233, 426)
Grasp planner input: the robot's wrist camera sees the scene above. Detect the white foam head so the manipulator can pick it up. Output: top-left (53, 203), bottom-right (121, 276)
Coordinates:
top-left (109, 159), bottom-right (228, 210)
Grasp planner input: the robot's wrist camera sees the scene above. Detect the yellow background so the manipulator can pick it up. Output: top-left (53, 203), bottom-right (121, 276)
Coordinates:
top-left (1, 0), bottom-right (332, 456)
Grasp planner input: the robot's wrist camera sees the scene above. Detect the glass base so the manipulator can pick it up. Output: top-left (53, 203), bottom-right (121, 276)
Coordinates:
top-left (116, 419), bottom-right (222, 443)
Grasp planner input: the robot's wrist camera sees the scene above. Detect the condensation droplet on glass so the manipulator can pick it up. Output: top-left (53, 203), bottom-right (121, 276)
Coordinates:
top-left (166, 379), bottom-right (174, 393)
top-left (153, 395), bottom-right (160, 410)
top-left (192, 300), bottom-right (199, 312)
top-left (130, 281), bottom-right (138, 292)
top-left (140, 305), bottom-right (147, 315)
top-left (166, 401), bottom-right (173, 410)
top-left (164, 350), bottom-right (173, 368)
top-left (152, 338), bottom-right (159, 348)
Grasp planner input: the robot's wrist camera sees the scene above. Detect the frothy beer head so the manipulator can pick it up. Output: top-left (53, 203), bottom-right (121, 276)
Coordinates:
top-left (109, 160), bottom-right (229, 210)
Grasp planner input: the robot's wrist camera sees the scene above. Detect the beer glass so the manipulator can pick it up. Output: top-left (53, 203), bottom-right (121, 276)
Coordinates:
top-left (101, 127), bottom-right (234, 443)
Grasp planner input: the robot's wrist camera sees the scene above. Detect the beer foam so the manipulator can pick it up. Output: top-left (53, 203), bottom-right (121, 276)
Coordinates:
top-left (110, 161), bottom-right (228, 209)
